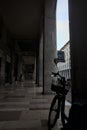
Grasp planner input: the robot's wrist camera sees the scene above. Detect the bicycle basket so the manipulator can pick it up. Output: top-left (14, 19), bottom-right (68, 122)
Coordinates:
top-left (51, 75), bottom-right (59, 85)
top-left (51, 84), bottom-right (64, 93)
top-left (51, 76), bottom-right (62, 92)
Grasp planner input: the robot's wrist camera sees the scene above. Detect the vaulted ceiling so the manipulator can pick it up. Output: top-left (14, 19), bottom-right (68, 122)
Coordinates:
top-left (0, 0), bottom-right (43, 40)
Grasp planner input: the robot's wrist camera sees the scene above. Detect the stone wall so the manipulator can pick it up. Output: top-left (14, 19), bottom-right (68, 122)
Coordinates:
top-left (43, 0), bottom-right (58, 93)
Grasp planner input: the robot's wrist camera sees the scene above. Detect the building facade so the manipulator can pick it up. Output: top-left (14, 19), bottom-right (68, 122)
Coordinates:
top-left (57, 41), bottom-right (71, 80)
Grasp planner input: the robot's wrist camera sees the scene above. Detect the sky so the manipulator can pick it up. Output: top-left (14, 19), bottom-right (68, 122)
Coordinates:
top-left (56, 0), bottom-right (69, 50)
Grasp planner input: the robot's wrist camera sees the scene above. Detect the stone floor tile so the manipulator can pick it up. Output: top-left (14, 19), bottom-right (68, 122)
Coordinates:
top-left (20, 110), bottom-right (49, 120)
top-left (2, 120), bottom-right (41, 129)
top-left (0, 101), bottom-right (30, 105)
top-left (0, 122), bottom-right (6, 129)
top-left (0, 111), bottom-right (21, 121)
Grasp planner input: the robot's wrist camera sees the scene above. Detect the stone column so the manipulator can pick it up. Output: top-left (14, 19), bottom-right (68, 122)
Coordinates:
top-left (33, 56), bottom-right (36, 83)
top-left (18, 53), bottom-right (23, 80)
top-left (43, 0), bottom-right (57, 93)
top-left (39, 32), bottom-right (43, 87)
top-left (69, 0), bottom-right (87, 101)
top-left (1, 53), bottom-right (5, 86)
top-left (36, 44), bottom-right (39, 85)
top-left (11, 53), bottom-right (15, 82)
top-left (67, 1), bottom-right (87, 129)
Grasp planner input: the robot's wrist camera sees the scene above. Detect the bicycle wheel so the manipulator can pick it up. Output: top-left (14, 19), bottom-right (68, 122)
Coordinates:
top-left (61, 97), bottom-right (69, 127)
top-left (48, 95), bottom-right (61, 129)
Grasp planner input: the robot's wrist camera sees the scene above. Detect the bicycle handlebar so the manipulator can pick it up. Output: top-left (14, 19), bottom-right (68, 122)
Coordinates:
top-left (52, 72), bottom-right (62, 78)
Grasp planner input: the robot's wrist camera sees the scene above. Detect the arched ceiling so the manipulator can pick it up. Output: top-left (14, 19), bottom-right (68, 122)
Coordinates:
top-left (0, 0), bottom-right (42, 40)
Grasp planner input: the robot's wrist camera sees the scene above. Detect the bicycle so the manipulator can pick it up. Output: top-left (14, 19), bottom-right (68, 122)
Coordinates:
top-left (48, 72), bottom-right (70, 129)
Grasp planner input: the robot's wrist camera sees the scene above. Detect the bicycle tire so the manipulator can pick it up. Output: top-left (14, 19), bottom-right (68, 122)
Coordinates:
top-left (48, 95), bottom-right (61, 129)
top-left (61, 111), bottom-right (68, 127)
top-left (61, 98), bottom-right (69, 127)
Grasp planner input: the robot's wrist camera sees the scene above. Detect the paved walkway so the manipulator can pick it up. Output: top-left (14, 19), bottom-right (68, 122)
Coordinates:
top-left (0, 81), bottom-right (71, 130)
